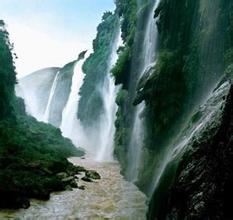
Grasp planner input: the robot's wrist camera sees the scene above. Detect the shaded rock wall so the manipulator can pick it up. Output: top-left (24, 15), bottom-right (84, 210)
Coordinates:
top-left (165, 84), bottom-right (233, 220)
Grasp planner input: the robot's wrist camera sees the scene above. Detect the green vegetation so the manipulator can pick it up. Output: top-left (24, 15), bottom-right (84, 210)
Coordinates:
top-left (113, 0), bottom-right (156, 173)
top-left (0, 20), bottom-right (84, 209)
top-left (139, 0), bottom-right (232, 147)
top-left (112, 1), bottom-right (233, 219)
top-left (0, 20), bottom-right (16, 120)
top-left (141, 0), bottom-right (233, 218)
top-left (78, 12), bottom-right (119, 126)
top-left (114, 89), bottom-right (129, 170)
top-left (0, 115), bottom-right (83, 209)
top-left (112, 0), bottom-right (137, 86)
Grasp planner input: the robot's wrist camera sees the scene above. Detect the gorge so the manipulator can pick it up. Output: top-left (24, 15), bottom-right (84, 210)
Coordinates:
top-left (0, 0), bottom-right (233, 219)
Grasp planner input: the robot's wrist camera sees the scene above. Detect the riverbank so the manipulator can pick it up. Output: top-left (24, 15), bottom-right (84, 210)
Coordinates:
top-left (0, 157), bottom-right (148, 220)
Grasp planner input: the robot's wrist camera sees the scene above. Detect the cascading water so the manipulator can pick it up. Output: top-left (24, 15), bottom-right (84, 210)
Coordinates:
top-left (60, 53), bottom-right (89, 146)
top-left (127, 0), bottom-right (160, 182)
top-left (96, 23), bottom-right (122, 162)
top-left (11, 6), bottom-right (149, 218)
top-left (16, 67), bottom-right (59, 121)
top-left (43, 70), bottom-right (60, 123)
top-left (146, 1), bottom-right (227, 209)
top-left (11, 34), bottom-right (148, 220)
top-left (147, 81), bottom-right (230, 218)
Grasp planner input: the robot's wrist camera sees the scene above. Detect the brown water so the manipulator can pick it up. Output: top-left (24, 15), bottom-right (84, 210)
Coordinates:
top-left (0, 157), bottom-right (148, 220)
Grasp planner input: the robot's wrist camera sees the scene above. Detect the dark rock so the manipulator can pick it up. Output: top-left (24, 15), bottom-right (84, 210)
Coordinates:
top-left (61, 176), bottom-right (78, 188)
top-left (62, 176), bottom-right (75, 183)
top-left (69, 179), bottom-right (78, 188)
top-left (65, 185), bottom-right (73, 191)
top-left (78, 185), bottom-right (85, 190)
top-left (57, 172), bottom-right (69, 179)
top-left (67, 165), bottom-right (86, 176)
top-left (75, 166), bottom-right (86, 172)
top-left (165, 85), bottom-right (233, 219)
top-left (85, 170), bottom-right (101, 180)
top-left (77, 50), bottom-right (87, 61)
top-left (0, 190), bottom-right (30, 209)
top-left (81, 176), bottom-right (93, 182)
top-left (32, 189), bottom-right (50, 201)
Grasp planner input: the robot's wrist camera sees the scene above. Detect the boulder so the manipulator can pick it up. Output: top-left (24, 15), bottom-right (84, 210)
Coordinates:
top-left (61, 176), bottom-right (75, 183)
top-left (57, 172), bottom-right (69, 179)
top-left (78, 185), bottom-right (85, 190)
top-left (81, 176), bottom-right (93, 182)
top-left (69, 179), bottom-right (78, 188)
top-left (85, 170), bottom-right (101, 180)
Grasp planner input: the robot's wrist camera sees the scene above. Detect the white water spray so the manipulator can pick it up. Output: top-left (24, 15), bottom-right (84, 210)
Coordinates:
top-left (60, 55), bottom-right (89, 146)
top-left (127, 0), bottom-right (161, 182)
top-left (43, 70), bottom-right (60, 123)
top-left (148, 81), bottom-right (230, 197)
top-left (96, 25), bottom-right (122, 162)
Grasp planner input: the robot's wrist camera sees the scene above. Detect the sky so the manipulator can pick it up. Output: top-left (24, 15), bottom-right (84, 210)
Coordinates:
top-left (0, 0), bottom-right (115, 77)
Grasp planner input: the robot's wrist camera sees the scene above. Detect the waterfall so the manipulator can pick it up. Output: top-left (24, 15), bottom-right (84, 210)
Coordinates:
top-left (16, 17), bottom-right (122, 163)
top-left (62, 19), bottom-right (122, 160)
top-left (16, 67), bottom-right (59, 121)
top-left (96, 25), bottom-right (122, 162)
top-left (43, 70), bottom-right (60, 123)
top-left (16, 84), bottom-right (38, 119)
top-left (148, 81), bottom-right (230, 200)
top-left (127, 0), bottom-right (160, 182)
top-left (60, 54), bottom-right (88, 146)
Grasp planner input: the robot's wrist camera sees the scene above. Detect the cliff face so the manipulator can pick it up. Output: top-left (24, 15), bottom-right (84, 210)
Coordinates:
top-left (145, 1), bottom-right (233, 218)
top-left (113, 0), bottom-right (154, 173)
top-left (16, 67), bottom-right (59, 121)
top-left (164, 83), bottom-right (233, 220)
top-left (48, 61), bottom-right (76, 127)
top-left (78, 12), bottom-right (119, 128)
top-left (17, 61), bottom-right (76, 127)
top-left (148, 81), bottom-right (231, 219)
top-left (112, 0), bottom-right (233, 219)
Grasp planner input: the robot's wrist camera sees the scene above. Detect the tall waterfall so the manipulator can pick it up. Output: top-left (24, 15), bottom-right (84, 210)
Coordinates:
top-left (16, 18), bottom-right (122, 163)
top-left (127, 0), bottom-right (160, 182)
top-left (96, 25), bottom-right (122, 162)
top-left (43, 70), bottom-right (60, 123)
top-left (60, 55), bottom-right (88, 146)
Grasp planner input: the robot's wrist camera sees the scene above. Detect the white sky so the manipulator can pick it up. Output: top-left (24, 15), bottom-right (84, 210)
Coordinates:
top-left (0, 0), bottom-right (115, 77)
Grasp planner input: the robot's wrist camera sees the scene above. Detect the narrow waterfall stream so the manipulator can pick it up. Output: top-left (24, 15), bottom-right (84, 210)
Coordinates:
top-left (96, 23), bottom-right (122, 162)
top-left (43, 70), bottom-right (60, 123)
top-left (127, 0), bottom-right (160, 182)
top-left (60, 55), bottom-right (88, 146)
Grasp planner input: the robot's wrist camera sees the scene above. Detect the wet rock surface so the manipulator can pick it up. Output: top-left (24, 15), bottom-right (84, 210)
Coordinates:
top-left (85, 170), bottom-right (101, 180)
top-left (166, 84), bottom-right (233, 219)
top-left (0, 160), bottom-right (98, 210)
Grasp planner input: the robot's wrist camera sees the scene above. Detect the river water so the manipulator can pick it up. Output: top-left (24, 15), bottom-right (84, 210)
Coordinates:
top-left (0, 157), bottom-right (147, 220)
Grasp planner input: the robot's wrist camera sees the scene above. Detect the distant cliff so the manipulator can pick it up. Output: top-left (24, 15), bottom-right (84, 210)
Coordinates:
top-left (17, 61), bottom-right (76, 127)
